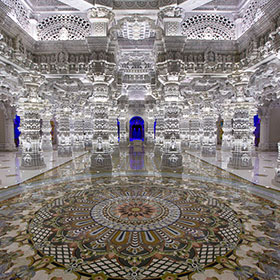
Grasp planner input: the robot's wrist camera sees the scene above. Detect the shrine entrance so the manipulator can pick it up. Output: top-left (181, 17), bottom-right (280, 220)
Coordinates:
top-left (129, 116), bottom-right (144, 142)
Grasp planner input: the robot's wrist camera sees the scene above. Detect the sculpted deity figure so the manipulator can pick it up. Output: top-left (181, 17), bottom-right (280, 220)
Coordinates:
top-left (170, 134), bottom-right (177, 151)
top-left (97, 136), bottom-right (103, 152)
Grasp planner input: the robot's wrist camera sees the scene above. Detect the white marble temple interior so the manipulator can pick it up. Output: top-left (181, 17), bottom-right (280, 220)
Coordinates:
top-left (0, 0), bottom-right (280, 280)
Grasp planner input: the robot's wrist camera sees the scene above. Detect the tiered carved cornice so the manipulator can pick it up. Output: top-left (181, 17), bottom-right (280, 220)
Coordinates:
top-left (0, 3), bottom-right (279, 79)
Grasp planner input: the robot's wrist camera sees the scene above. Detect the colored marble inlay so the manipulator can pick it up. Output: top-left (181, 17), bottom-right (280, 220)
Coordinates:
top-left (0, 152), bottom-right (279, 280)
top-left (28, 185), bottom-right (242, 278)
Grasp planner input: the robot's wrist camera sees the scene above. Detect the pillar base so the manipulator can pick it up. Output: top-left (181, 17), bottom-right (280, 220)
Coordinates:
top-left (20, 152), bottom-right (46, 170)
top-left (221, 142), bottom-right (232, 151)
top-left (58, 146), bottom-right (72, 157)
top-left (42, 144), bottom-right (53, 152)
top-left (73, 143), bottom-right (85, 152)
top-left (227, 152), bottom-right (253, 170)
top-left (181, 141), bottom-right (189, 151)
top-left (201, 145), bottom-right (216, 157)
top-left (160, 152), bottom-right (183, 172)
top-left (85, 141), bottom-right (93, 150)
top-left (188, 143), bottom-right (200, 151)
top-left (90, 152), bottom-right (112, 171)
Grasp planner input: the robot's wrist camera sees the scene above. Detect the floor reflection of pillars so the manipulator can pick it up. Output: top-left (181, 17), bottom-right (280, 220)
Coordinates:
top-left (129, 146), bottom-right (145, 170)
top-left (117, 145), bottom-right (160, 173)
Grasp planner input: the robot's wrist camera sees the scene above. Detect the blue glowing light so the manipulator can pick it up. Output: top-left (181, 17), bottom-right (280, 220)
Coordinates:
top-left (14, 115), bottom-right (21, 147)
top-left (129, 116), bottom-right (144, 142)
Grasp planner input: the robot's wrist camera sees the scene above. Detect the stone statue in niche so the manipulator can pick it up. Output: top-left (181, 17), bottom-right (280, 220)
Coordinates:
top-left (79, 55), bottom-right (85, 63)
top-left (159, 133), bottom-right (164, 145)
top-left (197, 54), bottom-right (203, 62)
top-left (169, 134), bottom-right (177, 151)
top-left (50, 54), bottom-right (56, 63)
top-left (69, 54), bottom-right (76, 63)
top-left (25, 137), bottom-right (32, 152)
top-left (58, 52), bottom-right (66, 64)
top-left (58, 27), bottom-right (69, 40)
top-left (97, 136), bottom-right (104, 152)
top-left (206, 51), bottom-right (216, 63)
top-left (41, 55), bottom-right (47, 63)
top-left (217, 54), bottom-right (223, 63)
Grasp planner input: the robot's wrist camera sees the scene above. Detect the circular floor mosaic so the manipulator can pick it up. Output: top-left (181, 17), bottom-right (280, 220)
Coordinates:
top-left (28, 184), bottom-right (243, 279)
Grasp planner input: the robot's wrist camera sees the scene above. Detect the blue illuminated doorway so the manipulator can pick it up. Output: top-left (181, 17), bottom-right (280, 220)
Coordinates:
top-left (129, 116), bottom-right (144, 142)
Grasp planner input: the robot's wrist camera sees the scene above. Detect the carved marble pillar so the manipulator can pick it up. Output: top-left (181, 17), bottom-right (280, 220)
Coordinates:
top-left (163, 83), bottom-right (181, 144)
top-left (88, 82), bottom-right (112, 171)
top-left (154, 104), bottom-right (164, 141)
top-left (228, 73), bottom-right (256, 169)
top-left (221, 100), bottom-right (234, 151)
top-left (154, 104), bottom-right (165, 155)
top-left (159, 6), bottom-right (184, 36)
top-left (57, 97), bottom-right (72, 157)
top-left (41, 102), bottom-right (53, 151)
top-left (146, 108), bottom-right (155, 145)
top-left (72, 111), bottom-right (85, 152)
top-left (19, 73), bottom-right (46, 169)
top-left (201, 98), bottom-right (217, 157)
top-left (180, 108), bottom-right (189, 151)
top-left (108, 101), bottom-right (119, 147)
top-left (4, 110), bottom-right (16, 151)
top-left (83, 105), bottom-right (93, 150)
top-left (0, 101), bottom-right (16, 151)
top-left (161, 82), bottom-right (183, 171)
top-left (119, 112), bottom-right (127, 146)
top-left (189, 104), bottom-right (201, 151)
top-left (90, 85), bottom-right (109, 145)
top-left (87, 6), bottom-right (114, 37)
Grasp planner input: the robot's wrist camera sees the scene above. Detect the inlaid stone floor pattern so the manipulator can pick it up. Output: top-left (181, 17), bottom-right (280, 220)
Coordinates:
top-left (0, 149), bottom-right (279, 280)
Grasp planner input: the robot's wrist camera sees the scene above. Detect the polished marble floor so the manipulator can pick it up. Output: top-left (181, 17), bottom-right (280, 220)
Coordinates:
top-left (0, 151), bottom-right (87, 190)
top-left (0, 147), bottom-right (279, 280)
top-left (187, 149), bottom-right (279, 191)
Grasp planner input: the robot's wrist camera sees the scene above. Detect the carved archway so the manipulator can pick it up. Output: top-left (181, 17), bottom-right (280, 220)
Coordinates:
top-left (129, 116), bottom-right (144, 141)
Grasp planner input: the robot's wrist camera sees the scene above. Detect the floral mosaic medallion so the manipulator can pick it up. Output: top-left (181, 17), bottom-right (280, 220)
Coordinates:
top-left (28, 185), bottom-right (243, 279)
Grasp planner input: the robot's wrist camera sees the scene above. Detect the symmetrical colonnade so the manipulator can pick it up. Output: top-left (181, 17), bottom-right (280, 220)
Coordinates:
top-left (0, 2), bottom-right (280, 184)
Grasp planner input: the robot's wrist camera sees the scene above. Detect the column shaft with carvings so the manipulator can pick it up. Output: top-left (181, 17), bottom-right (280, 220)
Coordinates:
top-left (201, 97), bottom-right (217, 157)
top-left (83, 105), bottom-right (93, 150)
top-left (163, 83), bottom-right (181, 144)
top-left (146, 107), bottom-right (155, 146)
top-left (228, 73), bottom-right (256, 169)
top-left (73, 110), bottom-right (85, 152)
top-left (41, 102), bottom-right (53, 151)
top-left (160, 82), bottom-right (183, 170)
top-left (119, 110), bottom-right (127, 146)
top-left (19, 73), bottom-right (46, 169)
top-left (189, 104), bottom-right (201, 151)
top-left (180, 108), bottom-right (190, 151)
top-left (108, 101), bottom-right (119, 147)
top-left (221, 100), bottom-right (233, 151)
top-left (57, 95), bottom-right (72, 157)
top-left (87, 58), bottom-right (115, 171)
top-left (0, 100), bottom-right (16, 151)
